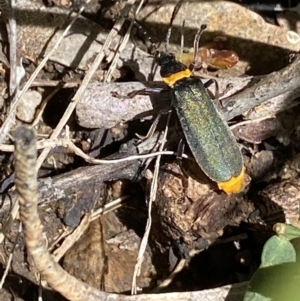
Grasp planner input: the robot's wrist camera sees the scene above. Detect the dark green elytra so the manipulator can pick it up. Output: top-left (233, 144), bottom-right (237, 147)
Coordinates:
top-left (156, 53), bottom-right (243, 183)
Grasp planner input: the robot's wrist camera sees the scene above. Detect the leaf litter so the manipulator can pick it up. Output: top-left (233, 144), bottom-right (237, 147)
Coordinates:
top-left (1, 1), bottom-right (300, 301)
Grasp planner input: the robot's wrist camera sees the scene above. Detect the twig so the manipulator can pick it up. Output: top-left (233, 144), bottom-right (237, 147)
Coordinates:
top-left (105, 23), bottom-right (133, 82)
top-left (2, 0), bottom-right (18, 105)
top-left (52, 214), bottom-right (91, 262)
top-left (0, 138), bottom-right (74, 151)
top-left (0, 0), bottom-right (19, 144)
top-left (48, 227), bottom-right (73, 253)
top-left (14, 126), bottom-right (112, 301)
top-left (32, 86), bottom-right (62, 126)
top-left (91, 195), bottom-right (130, 221)
top-left (8, 0), bottom-right (17, 101)
top-left (152, 259), bottom-right (186, 293)
top-left (104, 0), bottom-right (144, 82)
top-left (0, 137), bottom-right (184, 161)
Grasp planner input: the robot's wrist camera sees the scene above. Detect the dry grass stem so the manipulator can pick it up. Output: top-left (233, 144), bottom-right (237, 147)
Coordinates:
top-left (131, 112), bottom-right (171, 294)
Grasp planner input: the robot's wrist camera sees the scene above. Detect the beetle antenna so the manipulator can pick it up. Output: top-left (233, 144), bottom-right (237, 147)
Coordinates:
top-left (130, 19), bottom-right (158, 53)
top-left (180, 19), bottom-right (186, 61)
top-left (189, 24), bottom-right (207, 72)
top-left (165, 27), bottom-right (172, 52)
top-left (193, 24), bottom-right (207, 62)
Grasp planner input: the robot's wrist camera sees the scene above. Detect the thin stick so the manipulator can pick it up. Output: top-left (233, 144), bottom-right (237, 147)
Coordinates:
top-left (0, 0), bottom-right (19, 144)
top-left (131, 112), bottom-right (171, 294)
top-left (48, 227), bottom-right (73, 253)
top-left (0, 137), bottom-right (186, 162)
top-left (38, 276), bottom-right (43, 301)
top-left (105, 0), bottom-right (146, 82)
top-left (52, 214), bottom-right (91, 262)
top-left (229, 116), bottom-right (275, 130)
top-left (152, 259), bottom-right (186, 292)
top-left (91, 195), bottom-right (129, 220)
top-left (7, 0), bottom-right (17, 101)
top-left (166, 0), bottom-right (184, 52)
top-left (52, 194), bottom-right (130, 262)
top-left (105, 23), bottom-right (133, 82)
top-left (32, 86), bottom-right (62, 126)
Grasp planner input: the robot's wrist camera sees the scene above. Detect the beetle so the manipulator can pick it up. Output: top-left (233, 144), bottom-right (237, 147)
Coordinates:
top-left (155, 50), bottom-right (245, 194)
top-left (126, 21), bottom-right (245, 194)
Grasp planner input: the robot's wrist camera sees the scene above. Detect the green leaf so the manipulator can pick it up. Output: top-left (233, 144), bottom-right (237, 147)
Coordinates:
top-left (261, 235), bottom-right (296, 267)
top-left (243, 235), bottom-right (298, 301)
top-left (243, 262), bottom-right (300, 301)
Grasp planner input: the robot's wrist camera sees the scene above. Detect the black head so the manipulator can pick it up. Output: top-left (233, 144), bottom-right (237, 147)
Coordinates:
top-left (155, 52), bottom-right (188, 78)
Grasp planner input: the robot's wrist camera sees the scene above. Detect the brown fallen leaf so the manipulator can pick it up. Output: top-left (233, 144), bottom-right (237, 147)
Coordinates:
top-left (63, 218), bottom-right (156, 293)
